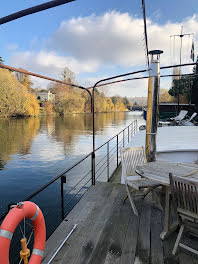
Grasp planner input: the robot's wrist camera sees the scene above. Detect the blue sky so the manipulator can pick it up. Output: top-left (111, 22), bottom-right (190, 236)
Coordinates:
top-left (1, 0), bottom-right (198, 96)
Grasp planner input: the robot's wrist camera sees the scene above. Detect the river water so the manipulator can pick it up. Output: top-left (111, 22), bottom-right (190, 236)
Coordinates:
top-left (0, 112), bottom-right (144, 243)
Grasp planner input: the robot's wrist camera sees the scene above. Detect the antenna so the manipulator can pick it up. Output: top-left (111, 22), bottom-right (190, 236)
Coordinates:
top-left (170, 26), bottom-right (194, 68)
top-left (170, 26), bottom-right (194, 113)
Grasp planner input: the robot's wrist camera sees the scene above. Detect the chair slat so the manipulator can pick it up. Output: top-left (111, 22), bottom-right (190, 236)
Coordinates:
top-left (170, 174), bottom-right (198, 214)
top-left (170, 173), bottom-right (198, 256)
top-left (120, 146), bottom-right (161, 216)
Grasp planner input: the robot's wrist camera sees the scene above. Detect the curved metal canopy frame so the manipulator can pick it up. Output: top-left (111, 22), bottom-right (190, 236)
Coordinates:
top-left (0, 2), bottom-right (197, 185)
top-left (0, 61), bottom-right (197, 184)
top-left (0, 0), bottom-right (75, 25)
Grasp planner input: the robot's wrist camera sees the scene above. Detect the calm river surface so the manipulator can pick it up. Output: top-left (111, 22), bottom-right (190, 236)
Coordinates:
top-left (0, 112), bottom-right (144, 238)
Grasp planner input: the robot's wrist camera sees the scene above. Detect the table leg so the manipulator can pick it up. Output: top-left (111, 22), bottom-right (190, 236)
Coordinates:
top-left (160, 186), bottom-right (178, 240)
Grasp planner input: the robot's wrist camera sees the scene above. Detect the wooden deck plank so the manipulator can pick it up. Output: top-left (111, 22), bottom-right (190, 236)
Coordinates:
top-left (163, 233), bottom-right (179, 264)
top-left (178, 251), bottom-right (193, 264)
top-left (43, 182), bottom-right (113, 264)
top-left (102, 199), bottom-right (132, 264)
top-left (73, 184), bottom-right (126, 264)
top-left (58, 183), bottom-right (117, 264)
top-left (163, 201), bottom-right (180, 264)
top-left (190, 236), bottom-right (198, 264)
top-left (135, 196), bottom-right (152, 264)
top-left (177, 235), bottom-right (197, 264)
top-left (193, 255), bottom-right (198, 264)
top-left (42, 180), bottom-right (197, 264)
top-left (103, 250), bottom-right (120, 264)
top-left (150, 206), bottom-right (164, 264)
top-left (110, 163), bottom-right (122, 183)
top-left (120, 198), bottom-right (143, 264)
top-left (85, 186), bottom-right (130, 264)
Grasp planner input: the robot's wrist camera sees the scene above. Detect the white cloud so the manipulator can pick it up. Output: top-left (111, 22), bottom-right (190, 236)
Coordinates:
top-left (10, 50), bottom-right (99, 76)
top-left (9, 50), bottom-right (99, 89)
top-left (50, 12), bottom-right (145, 67)
top-left (8, 12), bottom-right (198, 95)
top-left (50, 12), bottom-right (198, 66)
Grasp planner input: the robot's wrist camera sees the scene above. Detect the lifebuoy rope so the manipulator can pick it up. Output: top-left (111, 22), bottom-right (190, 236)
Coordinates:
top-left (10, 202), bottom-right (26, 239)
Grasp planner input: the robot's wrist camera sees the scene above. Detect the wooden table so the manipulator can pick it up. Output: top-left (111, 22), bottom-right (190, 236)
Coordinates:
top-left (136, 160), bottom-right (198, 240)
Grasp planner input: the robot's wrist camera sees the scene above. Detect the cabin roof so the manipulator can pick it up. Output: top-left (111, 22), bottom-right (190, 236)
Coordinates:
top-left (127, 126), bottom-right (198, 152)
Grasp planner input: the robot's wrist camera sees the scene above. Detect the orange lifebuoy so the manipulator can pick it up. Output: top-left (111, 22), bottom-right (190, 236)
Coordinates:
top-left (0, 201), bottom-right (46, 264)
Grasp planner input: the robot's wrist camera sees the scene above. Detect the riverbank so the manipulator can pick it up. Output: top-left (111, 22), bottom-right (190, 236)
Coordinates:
top-left (39, 107), bottom-right (130, 116)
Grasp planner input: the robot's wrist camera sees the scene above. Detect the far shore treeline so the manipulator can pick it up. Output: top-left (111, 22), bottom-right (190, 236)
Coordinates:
top-left (0, 68), bottom-right (39, 117)
top-left (0, 68), bottom-right (132, 117)
top-left (1, 58), bottom-right (198, 118)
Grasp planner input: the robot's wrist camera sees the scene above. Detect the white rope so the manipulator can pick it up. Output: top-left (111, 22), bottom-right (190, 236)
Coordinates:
top-left (18, 224), bottom-right (24, 238)
top-left (10, 202), bottom-right (26, 238)
top-left (27, 229), bottom-right (34, 245)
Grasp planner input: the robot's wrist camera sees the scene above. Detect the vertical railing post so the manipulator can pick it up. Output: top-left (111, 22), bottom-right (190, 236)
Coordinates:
top-left (131, 122), bottom-right (133, 138)
top-left (123, 130), bottom-right (124, 147)
top-left (61, 175), bottom-right (66, 220)
top-left (128, 126), bottom-right (130, 143)
top-left (132, 122), bottom-right (134, 138)
top-left (92, 84), bottom-right (96, 185)
top-left (91, 152), bottom-right (95, 185)
top-left (107, 142), bottom-right (109, 181)
top-left (117, 135), bottom-right (119, 167)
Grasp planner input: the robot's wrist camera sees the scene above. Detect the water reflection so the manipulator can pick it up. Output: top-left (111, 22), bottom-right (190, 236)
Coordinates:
top-left (0, 112), bottom-right (144, 235)
top-left (48, 112), bottom-right (133, 154)
top-left (0, 112), bottom-right (144, 168)
top-left (0, 118), bottom-right (40, 169)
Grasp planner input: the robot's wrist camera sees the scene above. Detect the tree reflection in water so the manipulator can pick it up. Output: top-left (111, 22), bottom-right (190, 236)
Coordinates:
top-left (0, 112), bottom-right (144, 168)
top-left (0, 117), bottom-right (40, 169)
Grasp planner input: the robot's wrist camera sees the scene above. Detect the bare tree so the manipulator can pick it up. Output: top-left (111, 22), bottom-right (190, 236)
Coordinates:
top-left (61, 67), bottom-right (75, 83)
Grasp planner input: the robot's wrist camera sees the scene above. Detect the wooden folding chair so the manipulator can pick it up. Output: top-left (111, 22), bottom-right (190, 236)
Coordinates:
top-left (120, 147), bottom-right (162, 216)
top-left (170, 173), bottom-right (198, 255)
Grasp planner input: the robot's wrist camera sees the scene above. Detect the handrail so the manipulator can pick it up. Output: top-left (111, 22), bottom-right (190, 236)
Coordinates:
top-left (24, 152), bottom-right (92, 201)
top-left (95, 122), bottom-right (133, 151)
top-left (1, 119), bottom-right (139, 263)
top-left (0, 119), bottom-right (138, 222)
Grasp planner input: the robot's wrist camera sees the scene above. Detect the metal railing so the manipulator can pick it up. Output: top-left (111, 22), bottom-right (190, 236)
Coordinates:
top-left (0, 119), bottom-right (138, 262)
top-left (0, 120), bottom-right (138, 220)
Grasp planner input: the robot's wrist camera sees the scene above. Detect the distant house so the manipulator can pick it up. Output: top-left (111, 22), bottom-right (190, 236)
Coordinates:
top-left (37, 90), bottom-right (55, 102)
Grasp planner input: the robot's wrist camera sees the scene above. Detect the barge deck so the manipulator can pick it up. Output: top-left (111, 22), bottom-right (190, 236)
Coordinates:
top-left (42, 170), bottom-right (198, 264)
